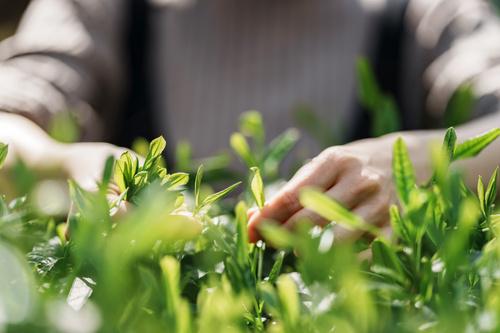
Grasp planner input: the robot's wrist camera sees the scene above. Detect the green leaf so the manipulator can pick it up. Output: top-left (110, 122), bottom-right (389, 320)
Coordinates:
top-left (160, 256), bottom-right (181, 315)
top-left (239, 111), bottom-right (265, 147)
top-left (114, 151), bottom-right (138, 192)
top-left (164, 172), bottom-right (189, 190)
top-left (356, 57), bottom-right (380, 111)
top-left (230, 133), bottom-right (257, 167)
top-left (371, 238), bottom-right (404, 277)
top-left (263, 128), bottom-right (300, 177)
top-left (478, 176), bottom-right (486, 216)
top-left (267, 251), bottom-right (285, 284)
top-left (131, 137), bottom-right (150, 157)
top-left (372, 96), bottom-right (401, 137)
top-left (0, 241), bottom-right (36, 323)
top-left (235, 201), bottom-right (249, 266)
top-left (277, 274), bottom-right (300, 326)
top-left (144, 136), bottom-right (166, 170)
top-left (299, 188), bottom-right (379, 236)
top-left (442, 127), bottom-right (457, 162)
top-left (392, 137), bottom-right (416, 205)
top-left (175, 141), bottom-right (192, 171)
top-left (201, 181), bottom-right (241, 208)
top-left (485, 167), bottom-right (498, 211)
top-left (454, 128), bottom-right (500, 160)
top-left (48, 111), bottom-right (80, 143)
top-left (293, 104), bottom-right (339, 148)
top-left (0, 143), bottom-right (8, 168)
top-left (194, 165), bottom-right (204, 209)
top-left (101, 155), bottom-right (115, 188)
top-left (445, 84), bottom-right (474, 127)
top-left (250, 167), bottom-right (265, 209)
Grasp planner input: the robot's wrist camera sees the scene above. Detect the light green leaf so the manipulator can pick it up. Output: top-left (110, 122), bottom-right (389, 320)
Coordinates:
top-left (235, 201), bottom-right (249, 265)
top-left (250, 167), bottom-right (265, 209)
top-left (175, 141), bottom-right (192, 172)
top-left (454, 128), bottom-right (500, 160)
top-left (131, 137), bottom-right (150, 157)
top-left (160, 256), bottom-right (181, 313)
top-left (230, 133), bottom-right (257, 167)
top-left (144, 136), bottom-right (166, 170)
top-left (267, 251), bottom-right (285, 284)
top-left (239, 111), bottom-right (265, 146)
top-left (194, 165), bottom-right (204, 209)
top-left (389, 204), bottom-right (408, 242)
top-left (478, 176), bottom-right (485, 215)
top-left (277, 274), bottom-right (299, 326)
top-left (299, 188), bottom-right (379, 236)
top-left (485, 167), bottom-right (498, 211)
top-left (442, 127), bottom-right (457, 162)
top-left (445, 84), bottom-right (474, 127)
top-left (101, 155), bottom-right (115, 188)
top-left (371, 238), bottom-right (404, 277)
top-left (201, 181), bottom-right (241, 208)
top-left (114, 151), bottom-right (138, 192)
top-left (164, 172), bottom-right (190, 190)
top-left (263, 128), bottom-right (300, 176)
top-left (392, 137), bottom-right (416, 205)
top-left (259, 223), bottom-right (295, 249)
top-left (0, 143), bottom-right (8, 168)
top-left (0, 241), bottom-right (36, 324)
top-left (356, 57), bottom-right (380, 111)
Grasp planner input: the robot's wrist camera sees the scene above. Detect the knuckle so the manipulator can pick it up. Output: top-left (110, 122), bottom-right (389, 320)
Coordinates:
top-left (278, 189), bottom-right (301, 213)
top-left (374, 194), bottom-right (392, 216)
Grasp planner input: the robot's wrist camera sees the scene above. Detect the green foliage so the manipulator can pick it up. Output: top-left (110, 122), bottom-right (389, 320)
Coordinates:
top-left (3, 114), bottom-right (500, 333)
top-left (250, 167), bottom-right (265, 209)
top-left (48, 111), bottom-right (80, 143)
top-left (453, 128), bottom-right (500, 160)
top-left (445, 84), bottom-right (475, 127)
top-left (356, 58), bottom-right (401, 137)
top-left (0, 142), bottom-right (8, 168)
top-left (392, 137), bottom-right (416, 205)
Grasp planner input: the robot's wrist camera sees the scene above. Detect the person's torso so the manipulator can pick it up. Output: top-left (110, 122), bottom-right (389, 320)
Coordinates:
top-left (146, 0), bottom-right (387, 159)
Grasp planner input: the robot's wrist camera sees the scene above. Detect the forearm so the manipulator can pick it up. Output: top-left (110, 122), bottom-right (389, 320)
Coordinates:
top-left (0, 112), bottom-right (65, 173)
top-left (380, 113), bottom-right (500, 188)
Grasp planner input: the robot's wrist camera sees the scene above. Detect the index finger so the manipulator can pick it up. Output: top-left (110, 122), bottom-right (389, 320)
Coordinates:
top-left (247, 151), bottom-right (340, 242)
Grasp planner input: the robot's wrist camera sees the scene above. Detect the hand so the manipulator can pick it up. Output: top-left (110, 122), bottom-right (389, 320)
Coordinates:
top-left (60, 141), bottom-right (130, 191)
top-left (247, 134), bottom-right (432, 243)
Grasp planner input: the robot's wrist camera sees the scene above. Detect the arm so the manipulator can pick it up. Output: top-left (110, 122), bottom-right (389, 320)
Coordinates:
top-left (0, 0), bottom-right (127, 140)
top-left (0, 0), bottom-right (129, 188)
top-left (248, 0), bottom-right (500, 241)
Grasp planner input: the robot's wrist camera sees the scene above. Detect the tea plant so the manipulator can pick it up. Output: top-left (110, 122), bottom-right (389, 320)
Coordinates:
top-left (1, 115), bottom-right (500, 333)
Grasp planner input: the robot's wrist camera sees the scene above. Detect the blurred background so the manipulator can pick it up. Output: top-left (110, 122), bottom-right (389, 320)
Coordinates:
top-left (0, 0), bottom-right (30, 41)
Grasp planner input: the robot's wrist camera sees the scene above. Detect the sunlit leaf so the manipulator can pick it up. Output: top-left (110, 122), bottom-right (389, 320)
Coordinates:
top-left (277, 274), bottom-right (299, 326)
top-left (0, 143), bottom-right (8, 168)
top-left (392, 137), bottom-right (416, 205)
top-left (250, 167), bottom-right (265, 209)
top-left (442, 127), bottom-right (457, 162)
top-left (201, 181), bottom-right (241, 208)
top-left (299, 188), bottom-right (379, 235)
top-left (267, 251), bottom-right (285, 284)
top-left (194, 165), bottom-right (204, 210)
top-left (144, 136), bottom-right (166, 170)
top-left (454, 128), bottom-right (500, 160)
top-left (240, 111), bottom-right (265, 147)
top-left (230, 133), bottom-right (257, 167)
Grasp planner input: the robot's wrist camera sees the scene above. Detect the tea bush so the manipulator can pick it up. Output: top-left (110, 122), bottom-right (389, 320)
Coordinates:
top-left (2, 113), bottom-right (500, 333)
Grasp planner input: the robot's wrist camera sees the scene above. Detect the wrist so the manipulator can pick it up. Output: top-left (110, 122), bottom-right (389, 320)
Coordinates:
top-left (0, 112), bottom-right (66, 172)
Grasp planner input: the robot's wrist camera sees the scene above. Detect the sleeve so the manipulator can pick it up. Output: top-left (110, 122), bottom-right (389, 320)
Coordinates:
top-left (0, 0), bottom-right (128, 140)
top-left (400, 0), bottom-right (500, 128)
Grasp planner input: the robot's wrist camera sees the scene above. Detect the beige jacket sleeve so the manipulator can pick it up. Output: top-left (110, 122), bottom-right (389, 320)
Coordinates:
top-left (402, 0), bottom-right (500, 126)
top-left (0, 0), bottom-right (127, 140)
